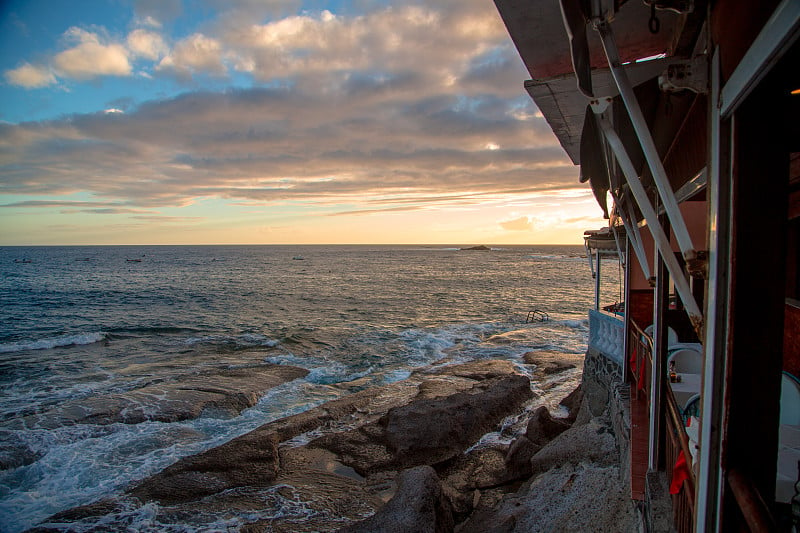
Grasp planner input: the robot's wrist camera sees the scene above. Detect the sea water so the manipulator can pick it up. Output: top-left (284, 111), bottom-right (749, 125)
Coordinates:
top-left (0, 245), bottom-right (621, 532)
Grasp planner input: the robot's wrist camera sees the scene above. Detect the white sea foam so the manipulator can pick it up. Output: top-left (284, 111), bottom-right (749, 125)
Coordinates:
top-left (0, 332), bottom-right (107, 354)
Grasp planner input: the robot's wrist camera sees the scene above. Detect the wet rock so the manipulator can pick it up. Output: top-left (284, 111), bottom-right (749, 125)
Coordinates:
top-left (339, 466), bottom-right (454, 533)
top-left (129, 431), bottom-right (280, 504)
top-left (382, 374), bottom-right (532, 467)
top-left (39, 359), bottom-right (534, 531)
top-left (314, 373), bottom-right (532, 475)
top-left (504, 436), bottom-right (538, 480)
top-left (522, 350), bottom-right (580, 376)
top-left (559, 384), bottom-right (584, 422)
top-left (12, 365), bottom-right (308, 429)
top-left (0, 429), bottom-right (40, 470)
top-left (525, 406), bottom-right (571, 446)
top-left (418, 359), bottom-right (521, 382)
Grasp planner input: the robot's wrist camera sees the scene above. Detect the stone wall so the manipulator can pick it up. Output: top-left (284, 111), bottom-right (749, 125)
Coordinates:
top-left (582, 348), bottom-right (632, 487)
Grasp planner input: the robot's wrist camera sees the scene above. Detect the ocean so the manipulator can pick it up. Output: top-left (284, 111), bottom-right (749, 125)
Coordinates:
top-left (0, 245), bottom-right (621, 532)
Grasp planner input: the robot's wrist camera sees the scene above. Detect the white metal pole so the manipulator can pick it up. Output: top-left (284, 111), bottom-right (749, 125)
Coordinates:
top-left (696, 49), bottom-right (729, 533)
top-left (611, 190), bottom-right (651, 279)
top-left (594, 21), bottom-right (698, 265)
top-left (594, 111), bottom-right (703, 330)
top-left (595, 249), bottom-right (602, 311)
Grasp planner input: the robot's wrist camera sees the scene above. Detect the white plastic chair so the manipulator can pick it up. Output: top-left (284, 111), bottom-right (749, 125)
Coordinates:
top-left (668, 348), bottom-right (703, 375)
top-left (780, 372), bottom-right (800, 426)
top-left (644, 325), bottom-right (678, 346)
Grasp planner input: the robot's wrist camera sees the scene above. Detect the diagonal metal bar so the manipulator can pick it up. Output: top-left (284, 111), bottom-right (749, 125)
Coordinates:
top-left (593, 20), bottom-right (699, 268)
top-left (611, 190), bottom-right (651, 279)
top-left (594, 110), bottom-right (703, 331)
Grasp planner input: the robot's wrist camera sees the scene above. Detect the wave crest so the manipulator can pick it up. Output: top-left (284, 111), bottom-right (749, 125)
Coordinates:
top-left (0, 332), bottom-right (108, 354)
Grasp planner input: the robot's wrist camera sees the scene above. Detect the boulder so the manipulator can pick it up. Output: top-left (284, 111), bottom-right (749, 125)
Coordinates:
top-left (529, 417), bottom-right (617, 477)
top-left (559, 385), bottom-right (584, 422)
top-left (313, 373), bottom-right (532, 475)
top-left (504, 436), bottom-right (538, 479)
top-left (457, 462), bottom-right (634, 533)
top-left (339, 466), bottom-right (454, 533)
top-left (441, 447), bottom-right (510, 494)
top-left (524, 406), bottom-right (571, 446)
top-left (381, 374), bottom-right (532, 467)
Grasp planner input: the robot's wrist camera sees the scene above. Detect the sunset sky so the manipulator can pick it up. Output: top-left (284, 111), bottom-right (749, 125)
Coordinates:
top-left (0, 0), bottom-right (604, 245)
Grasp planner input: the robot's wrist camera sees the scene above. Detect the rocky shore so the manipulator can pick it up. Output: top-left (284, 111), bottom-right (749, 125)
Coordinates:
top-left (28, 353), bottom-right (636, 532)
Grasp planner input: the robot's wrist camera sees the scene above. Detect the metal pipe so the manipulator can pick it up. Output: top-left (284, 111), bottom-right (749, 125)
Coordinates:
top-left (697, 49), bottom-right (731, 533)
top-left (595, 248), bottom-right (602, 311)
top-left (585, 240), bottom-right (596, 279)
top-left (594, 21), bottom-right (698, 266)
top-left (611, 190), bottom-right (651, 278)
top-left (594, 111), bottom-right (703, 329)
top-left (624, 202), bottom-right (651, 278)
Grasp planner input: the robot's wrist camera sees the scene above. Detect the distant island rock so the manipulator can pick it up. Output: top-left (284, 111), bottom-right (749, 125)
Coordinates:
top-left (460, 245), bottom-right (491, 251)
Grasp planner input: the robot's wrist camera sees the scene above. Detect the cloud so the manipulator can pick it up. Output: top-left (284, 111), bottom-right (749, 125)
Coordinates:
top-left (212, 3), bottom-right (510, 90)
top-left (127, 29), bottom-right (168, 60)
top-left (0, 0), bottom-right (582, 222)
top-left (500, 215), bottom-right (534, 231)
top-left (133, 0), bottom-right (182, 27)
top-left (157, 33), bottom-right (226, 78)
top-left (53, 28), bottom-right (131, 80)
top-left (4, 63), bottom-right (56, 88)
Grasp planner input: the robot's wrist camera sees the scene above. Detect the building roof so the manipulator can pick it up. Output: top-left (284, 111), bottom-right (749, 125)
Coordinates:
top-left (493, 0), bottom-right (680, 164)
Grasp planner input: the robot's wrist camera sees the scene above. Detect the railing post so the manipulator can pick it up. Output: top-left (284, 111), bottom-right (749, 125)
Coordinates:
top-left (595, 249), bottom-right (602, 311)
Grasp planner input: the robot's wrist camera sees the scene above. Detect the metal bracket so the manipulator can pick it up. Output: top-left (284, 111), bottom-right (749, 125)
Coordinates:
top-left (659, 55), bottom-right (709, 94)
top-left (687, 250), bottom-right (709, 279)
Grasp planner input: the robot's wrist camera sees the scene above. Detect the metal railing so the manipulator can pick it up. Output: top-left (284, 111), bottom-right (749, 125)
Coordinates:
top-left (628, 321), bottom-right (653, 402)
top-left (525, 309), bottom-right (550, 323)
top-left (665, 384), bottom-right (696, 533)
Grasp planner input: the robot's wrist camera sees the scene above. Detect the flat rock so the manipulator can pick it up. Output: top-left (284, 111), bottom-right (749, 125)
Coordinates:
top-left (129, 430), bottom-right (281, 504)
top-left (522, 350), bottom-right (581, 376)
top-left (9, 365), bottom-right (308, 429)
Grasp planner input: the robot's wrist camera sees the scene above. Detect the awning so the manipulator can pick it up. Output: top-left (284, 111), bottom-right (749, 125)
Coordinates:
top-left (495, 0), bottom-right (705, 330)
